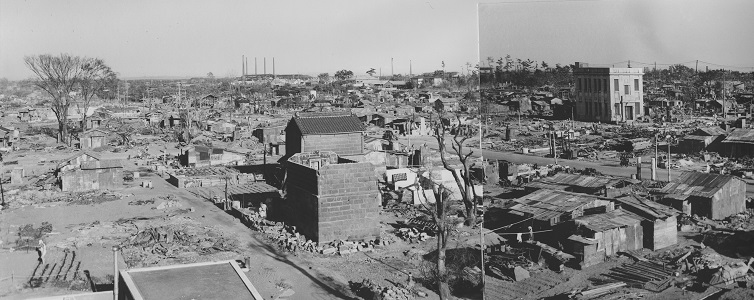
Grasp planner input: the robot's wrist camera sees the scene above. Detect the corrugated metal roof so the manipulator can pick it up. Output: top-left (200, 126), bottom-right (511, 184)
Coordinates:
top-left (614, 194), bottom-right (677, 220)
top-left (528, 173), bottom-right (619, 189)
top-left (290, 114), bottom-right (365, 135)
top-left (508, 189), bottom-right (606, 221)
top-left (723, 128), bottom-right (754, 144)
top-left (574, 209), bottom-right (641, 232)
top-left (660, 171), bottom-right (741, 198)
top-left (694, 127), bottom-right (727, 136)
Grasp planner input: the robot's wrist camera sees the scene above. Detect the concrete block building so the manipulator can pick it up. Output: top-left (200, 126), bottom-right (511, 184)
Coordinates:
top-left (573, 62), bottom-right (644, 123)
top-left (285, 112), bottom-right (365, 157)
top-left (284, 151), bottom-right (381, 243)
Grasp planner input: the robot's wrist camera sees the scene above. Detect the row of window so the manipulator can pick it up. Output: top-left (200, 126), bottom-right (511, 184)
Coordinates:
top-left (582, 103), bottom-right (641, 119)
top-left (576, 77), bottom-right (640, 94)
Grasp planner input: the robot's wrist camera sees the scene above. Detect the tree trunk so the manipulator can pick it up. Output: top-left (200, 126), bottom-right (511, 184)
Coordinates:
top-left (437, 234), bottom-right (451, 299)
top-left (58, 121), bottom-right (68, 145)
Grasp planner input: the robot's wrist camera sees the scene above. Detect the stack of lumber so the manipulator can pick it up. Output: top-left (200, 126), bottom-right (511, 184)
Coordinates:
top-left (576, 282), bottom-right (626, 299)
top-left (606, 261), bottom-right (675, 292)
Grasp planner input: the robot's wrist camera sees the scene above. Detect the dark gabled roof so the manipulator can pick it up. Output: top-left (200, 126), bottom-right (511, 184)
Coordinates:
top-left (289, 113), bottom-right (365, 135)
top-left (660, 171), bottom-right (742, 198)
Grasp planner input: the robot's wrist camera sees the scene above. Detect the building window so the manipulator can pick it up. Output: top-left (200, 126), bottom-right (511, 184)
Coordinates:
top-left (635, 104), bottom-right (640, 116)
top-left (614, 79), bottom-right (619, 92)
top-left (577, 78), bottom-right (582, 92)
top-left (624, 85), bottom-right (630, 95)
top-left (634, 79), bottom-right (639, 91)
top-left (603, 79), bottom-right (607, 92)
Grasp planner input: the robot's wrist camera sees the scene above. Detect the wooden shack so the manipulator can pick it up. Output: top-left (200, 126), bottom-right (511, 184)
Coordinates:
top-left (659, 172), bottom-right (746, 220)
top-left (614, 195), bottom-right (678, 250)
top-left (80, 128), bottom-right (109, 149)
top-left (568, 209), bottom-right (643, 269)
top-left (506, 189), bottom-right (615, 230)
top-left (524, 173), bottom-right (635, 197)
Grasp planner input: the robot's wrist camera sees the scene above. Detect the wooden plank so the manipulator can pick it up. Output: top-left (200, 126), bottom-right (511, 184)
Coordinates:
top-left (622, 265), bottom-right (673, 277)
top-left (609, 270), bottom-right (656, 282)
top-left (618, 265), bottom-right (670, 278)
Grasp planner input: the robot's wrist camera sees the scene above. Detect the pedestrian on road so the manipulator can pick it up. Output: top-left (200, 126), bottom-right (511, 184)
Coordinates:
top-left (36, 240), bottom-right (47, 264)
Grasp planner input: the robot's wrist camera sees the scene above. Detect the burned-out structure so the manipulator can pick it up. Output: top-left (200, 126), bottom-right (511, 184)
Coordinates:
top-left (283, 151), bottom-right (380, 243)
top-left (166, 167), bottom-right (257, 188)
top-left (284, 112), bottom-right (365, 158)
top-left (659, 171), bottom-right (746, 220)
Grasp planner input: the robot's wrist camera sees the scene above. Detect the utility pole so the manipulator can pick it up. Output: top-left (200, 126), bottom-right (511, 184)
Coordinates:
top-left (667, 136), bottom-right (672, 182)
top-left (0, 153), bottom-right (5, 207)
top-left (480, 209), bottom-right (486, 300)
top-left (112, 246), bottom-right (119, 300)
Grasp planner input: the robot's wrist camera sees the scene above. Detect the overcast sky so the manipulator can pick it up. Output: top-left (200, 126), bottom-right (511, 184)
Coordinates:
top-left (480, 0), bottom-right (754, 71)
top-left (0, 0), bottom-right (479, 80)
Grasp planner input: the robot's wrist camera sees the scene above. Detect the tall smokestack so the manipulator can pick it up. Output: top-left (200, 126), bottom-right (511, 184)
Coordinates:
top-left (245, 57), bottom-right (248, 77)
top-left (264, 58), bottom-right (267, 75)
top-left (391, 58), bottom-right (394, 77)
top-left (242, 55), bottom-right (245, 77)
top-left (273, 57), bottom-right (275, 78)
top-left (255, 57), bottom-right (258, 75)
top-left (410, 60), bottom-right (412, 77)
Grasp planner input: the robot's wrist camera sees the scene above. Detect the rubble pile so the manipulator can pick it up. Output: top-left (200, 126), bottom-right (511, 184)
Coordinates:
top-left (396, 228), bottom-right (431, 243)
top-left (379, 286), bottom-right (416, 300)
top-left (234, 207), bottom-right (387, 255)
top-left (120, 220), bottom-right (240, 268)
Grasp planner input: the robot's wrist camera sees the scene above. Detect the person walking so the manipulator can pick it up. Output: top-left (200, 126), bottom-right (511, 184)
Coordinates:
top-left (36, 240), bottom-right (47, 264)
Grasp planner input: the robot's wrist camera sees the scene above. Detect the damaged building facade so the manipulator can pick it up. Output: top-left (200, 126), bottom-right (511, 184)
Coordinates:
top-left (573, 62), bottom-right (644, 123)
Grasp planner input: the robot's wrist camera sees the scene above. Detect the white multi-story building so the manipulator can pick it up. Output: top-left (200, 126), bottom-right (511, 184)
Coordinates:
top-left (573, 62), bottom-right (644, 123)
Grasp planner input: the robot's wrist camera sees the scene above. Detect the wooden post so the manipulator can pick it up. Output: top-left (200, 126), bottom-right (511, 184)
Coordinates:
top-left (636, 157), bottom-right (642, 180)
top-left (651, 158), bottom-right (657, 181)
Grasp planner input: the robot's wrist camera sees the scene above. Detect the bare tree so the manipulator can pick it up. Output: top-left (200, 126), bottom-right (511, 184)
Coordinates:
top-left (24, 54), bottom-right (85, 144)
top-left (416, 181), bottom-right (453, 299)
top-left (79, 58), bottom-right (117, 130)
top-left (431, 112), bottom-right (480, 226)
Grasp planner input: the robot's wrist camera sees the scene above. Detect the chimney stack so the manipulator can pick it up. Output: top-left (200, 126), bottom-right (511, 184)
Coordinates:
top-left (273, 57), bottom-right (275, 78)
top-left (242, 55), bottom-right (245, 77)
top-left (255, 57), bottom-right (257, 75)
top-left (264, 58), bottom-right (267, 75)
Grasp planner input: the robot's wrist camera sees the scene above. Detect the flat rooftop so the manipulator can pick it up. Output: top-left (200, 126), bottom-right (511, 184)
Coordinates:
top-left (121, 260), bottom-right (262, 300)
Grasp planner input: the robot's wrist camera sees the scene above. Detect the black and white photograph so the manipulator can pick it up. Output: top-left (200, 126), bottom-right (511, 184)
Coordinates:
top-left (1, 0), bottom-right (754, 299)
